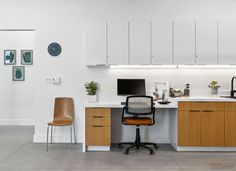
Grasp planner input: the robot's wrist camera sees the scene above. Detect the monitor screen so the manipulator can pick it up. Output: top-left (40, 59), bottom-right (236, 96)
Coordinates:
top-left (117, 79), bottom-right (146, 96)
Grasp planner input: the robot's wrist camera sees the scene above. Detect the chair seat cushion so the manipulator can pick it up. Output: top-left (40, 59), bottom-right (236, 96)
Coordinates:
top-left (123, 117), bottom-right (152, 125)
top-left (48, 119), bottom-right (72, 126)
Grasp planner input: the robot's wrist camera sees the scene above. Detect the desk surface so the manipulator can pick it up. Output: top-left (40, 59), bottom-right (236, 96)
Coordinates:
top-left (84, 96), bottom-right (236, 109)
top-left (84, 101), bottom-right (178, 108)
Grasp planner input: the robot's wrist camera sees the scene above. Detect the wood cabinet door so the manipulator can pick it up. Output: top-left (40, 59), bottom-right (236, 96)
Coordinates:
top-left (86, 126), bottom-right (110, 146)
top-left (85, 22), bottom-right (107, 66)
top-left (225, 110), bottom-right (236, 146)
top-left (201, 111), bottom-right (225, 146)
top-left (178, 110), bottom-right (201, 146)
top-left (196, 21), bottom-right (218, 64)
top-left (129, 21), bottom-right (151, 65)
top-left (173, 21), bottom-right (196, 64)
top-left (151, 21), bottom-right (173, 64)
top-left (107, 22), bottom-right (129, 65)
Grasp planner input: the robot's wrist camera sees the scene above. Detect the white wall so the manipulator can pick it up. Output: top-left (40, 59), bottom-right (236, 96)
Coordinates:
top-left (1, 0), bottom-right (236, 142)
top-left (0, 31), bottom-right (35, 125)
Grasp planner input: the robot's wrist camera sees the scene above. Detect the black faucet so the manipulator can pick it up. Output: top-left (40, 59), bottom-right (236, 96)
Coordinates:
top-left (231, 76), bottom-right (236, 97)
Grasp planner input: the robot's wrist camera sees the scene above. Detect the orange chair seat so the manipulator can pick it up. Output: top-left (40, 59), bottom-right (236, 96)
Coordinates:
top-left (48, 119), bottom-right (72, 126)
top-left (123, 117), bottom-right (153, 125)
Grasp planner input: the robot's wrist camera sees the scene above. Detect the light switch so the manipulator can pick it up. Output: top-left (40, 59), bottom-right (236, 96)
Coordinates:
top-left (53, 77), bottom-right (61, 84)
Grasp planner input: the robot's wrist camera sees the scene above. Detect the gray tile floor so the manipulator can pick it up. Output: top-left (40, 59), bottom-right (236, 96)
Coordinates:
top-left (0, 126), bottom-right (236, 171)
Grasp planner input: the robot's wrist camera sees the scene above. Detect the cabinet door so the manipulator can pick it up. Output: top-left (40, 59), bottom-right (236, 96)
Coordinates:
top-left (86, 126), bottom-right (110, 146)
top-left (130, 22), bottom-right (151, 65)
top-left (178, 110), bottom-right (201, 146)
top-left (85, 22), bottom-right (107, 66)
top-left (225, 110), bottom-right (236, 146)
top-left (107, 22), bottom-right (129, 65)
top-left (196, 21), bottom-right (218, 64)
top-left (219, 21), bottom-right (236, 64)
top-left (201, 111), bottom-right (225, 146)
top-left (173, 21), bottom-right (196, 64)
top-left (151, 21), bottom-right (173, 64)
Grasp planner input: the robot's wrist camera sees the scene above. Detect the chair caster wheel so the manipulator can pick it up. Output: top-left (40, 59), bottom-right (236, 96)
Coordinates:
top-left (124, 150), bottom-right (129, 155)
top-left (154, 145), bottom-right (158, 149)
top-left (118, 144), bottom-right (123, 149)
top-left (150, 150), bottom-right (154, 155)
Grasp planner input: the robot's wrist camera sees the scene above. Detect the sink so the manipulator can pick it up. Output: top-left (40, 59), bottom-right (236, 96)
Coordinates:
top-left (220, 96), bottom-right (236, 99)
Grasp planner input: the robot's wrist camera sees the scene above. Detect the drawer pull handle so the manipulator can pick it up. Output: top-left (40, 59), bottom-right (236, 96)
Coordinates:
top-left (202, 110), bottom-right (213, 112)
top-left (92, 116), bottom-right (104, 118)
top-left (189, 110), bottom-right (201, 112)
top-left (92, 125), bottom-right (103, 127)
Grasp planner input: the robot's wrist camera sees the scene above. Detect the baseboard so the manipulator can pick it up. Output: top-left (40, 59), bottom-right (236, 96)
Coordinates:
top-left (176, 146), bottom-right (236, 151)
top-left (0, 119), bottom-right (34, 125)
top-left (33, 133), bottom-right (83, 143)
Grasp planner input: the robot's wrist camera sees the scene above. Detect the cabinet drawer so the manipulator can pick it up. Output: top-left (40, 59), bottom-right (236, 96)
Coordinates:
top-left (178, 102), bottom-right (225, 111)
top-left (225, 102), bottom-right (236, 110)
top-left (86, 108), bottom-right (111, 117)
top-left (86, 116), bottom-right (110, 126)
top-left (86, 126), bottom-right (110, 146)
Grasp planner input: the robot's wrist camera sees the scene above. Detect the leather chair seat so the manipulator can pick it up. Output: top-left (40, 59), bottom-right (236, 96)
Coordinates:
top-left (123, 117), bottom-right (152, 125)
top-left (48, 119), bottom-right (72, 126)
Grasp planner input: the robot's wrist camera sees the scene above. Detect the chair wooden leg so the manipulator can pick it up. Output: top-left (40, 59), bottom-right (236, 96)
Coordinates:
top-left (46, 125), bottom-right (49, 151)
top-left (73, 123), bottom-right (77, 144)
top-left (50, 126), bottom-right (53, 144)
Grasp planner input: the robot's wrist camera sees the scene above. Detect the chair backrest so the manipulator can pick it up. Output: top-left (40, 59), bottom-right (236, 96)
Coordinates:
top-left (125, 96), bottom-right (154, 115)
top-left (53, 97), bottom-right (74, 121)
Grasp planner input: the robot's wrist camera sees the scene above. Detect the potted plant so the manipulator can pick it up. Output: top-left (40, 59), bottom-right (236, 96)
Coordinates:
top-left (208, 81), bottom-right (220, 94)
top-left (85, 81), bottom-right (98, 103)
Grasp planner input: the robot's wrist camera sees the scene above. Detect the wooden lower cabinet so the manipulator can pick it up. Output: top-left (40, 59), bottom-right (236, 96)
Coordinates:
top-left (201, 111), bottom-right (225, 146)
top-left (85, 108), bottom-right (111, 146)
top-left (178, 102), bottom-right (226, 147)
top-left (225, 110), bottom-right (236, 146)
top-left (178, 110), bottom-right (201, 146)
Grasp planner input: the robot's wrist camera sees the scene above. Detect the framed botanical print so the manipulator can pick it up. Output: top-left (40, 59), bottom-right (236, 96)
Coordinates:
top-left (21, 50), bottom-right (33, 65)
top-left (12, 66), bottom-right (25, 81)
top-left (4, 50), bottom-right (16, 65)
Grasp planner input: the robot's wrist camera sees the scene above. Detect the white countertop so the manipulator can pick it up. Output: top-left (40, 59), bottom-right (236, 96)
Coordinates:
top-left (84, 101), bottom-right (178, 108)
top-left (175, 96), bottom-right (236, 102)
top-left (84, 96), bottom-right (236, 108)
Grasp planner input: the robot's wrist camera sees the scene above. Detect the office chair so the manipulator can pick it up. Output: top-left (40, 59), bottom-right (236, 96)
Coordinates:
top-left (118, 96), bottom-right (158, 155)
top-left (46, 97), bottom-right (77, 151)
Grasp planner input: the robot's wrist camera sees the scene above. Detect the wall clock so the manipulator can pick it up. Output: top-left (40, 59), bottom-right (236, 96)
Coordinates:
top-left (48, 42), bottom-right (62, 56)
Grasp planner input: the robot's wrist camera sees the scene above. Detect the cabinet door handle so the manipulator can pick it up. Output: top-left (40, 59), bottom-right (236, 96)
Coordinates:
top-left (92, 125), bottom-right (103, 127)
top-left (93, 116), bottom-right (104, 118)
top-left (202, 110), bottom-right (213, 112)
top-left (189, 110), bottom-right (201, 112)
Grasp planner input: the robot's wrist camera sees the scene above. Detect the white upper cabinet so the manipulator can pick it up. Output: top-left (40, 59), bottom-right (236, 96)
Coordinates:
top-left (151, 21), bottom-right (173, 64)
top-left (218, 21), bottom-right (236, 64)
top-left (129, 22), bottom-right (151, 65)
top-left (173, 21), bottom-right (196, 65)
top-left (107, 22), bottom-right (129, 65)
top-left (196, 21), bottom-right (218, 64)
top-left (85, 22), bottom-right (107, 66)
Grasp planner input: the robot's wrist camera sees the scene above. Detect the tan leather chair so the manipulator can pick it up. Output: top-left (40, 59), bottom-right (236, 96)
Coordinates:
top-left (46, 97), bottom-right (76, 151)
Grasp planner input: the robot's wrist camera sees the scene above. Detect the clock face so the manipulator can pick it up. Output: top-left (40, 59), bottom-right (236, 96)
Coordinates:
top-left (48, 42), bottom-right (62, 56)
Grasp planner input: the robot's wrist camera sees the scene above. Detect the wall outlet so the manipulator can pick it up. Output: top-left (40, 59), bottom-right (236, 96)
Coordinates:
top-left (45, 77), bottom-right (53, 84)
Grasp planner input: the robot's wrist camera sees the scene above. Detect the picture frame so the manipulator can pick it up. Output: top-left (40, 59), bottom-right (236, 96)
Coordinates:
top-left (21, 50), bottom-right (33, 65)
top-left (4, 50), bottom-right (16, 65)
top-left (12, 66), bottom-right (25, 81)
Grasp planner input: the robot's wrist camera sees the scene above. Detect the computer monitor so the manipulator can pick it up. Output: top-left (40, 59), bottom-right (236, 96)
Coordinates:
top-left (117, 79), bottom-right (146, 96)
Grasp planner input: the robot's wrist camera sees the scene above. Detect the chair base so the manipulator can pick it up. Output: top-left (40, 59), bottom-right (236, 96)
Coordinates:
top-left (118, 127), bottom-right (158, 155)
